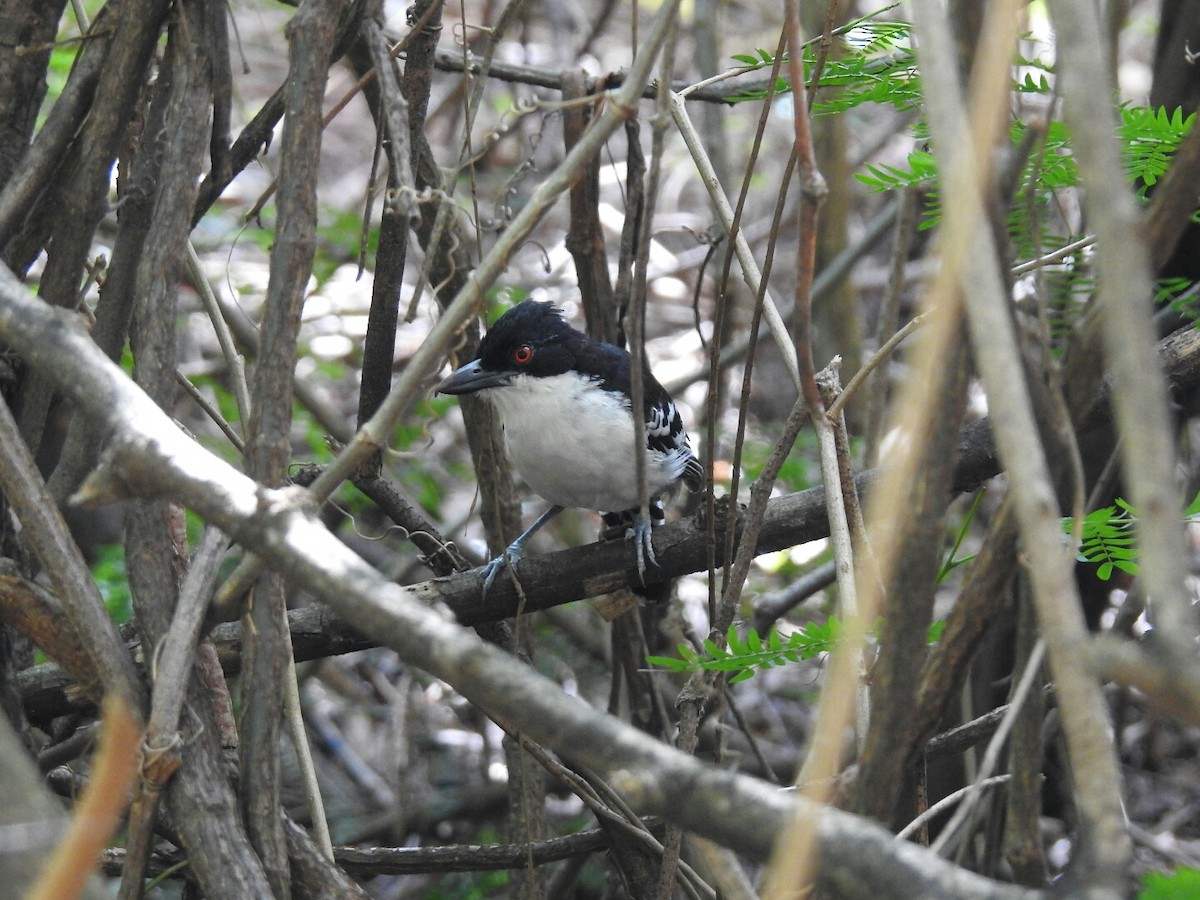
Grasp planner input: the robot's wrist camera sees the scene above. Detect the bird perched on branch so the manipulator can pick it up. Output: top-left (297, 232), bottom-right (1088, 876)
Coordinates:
top-left (437, 300), bottom-right (703, 596)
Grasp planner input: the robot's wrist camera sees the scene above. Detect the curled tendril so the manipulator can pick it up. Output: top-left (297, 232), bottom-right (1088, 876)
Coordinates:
top-left (327, 496), bottom-right (466, 574)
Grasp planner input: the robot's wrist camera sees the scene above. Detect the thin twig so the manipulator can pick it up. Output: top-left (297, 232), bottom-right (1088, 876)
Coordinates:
top-left (1010, 233), bottom-right (1095, 275)
top-left (826, 310), bottom-right (928, 420)
top-left (186, 242), bottom-right (251, 426)
top-left (668, 93), bottom-right (801, 389)
top-left (929, 640), bottom-right (1046, 856)
top-left (895, 776), bottom-right (1012, 843)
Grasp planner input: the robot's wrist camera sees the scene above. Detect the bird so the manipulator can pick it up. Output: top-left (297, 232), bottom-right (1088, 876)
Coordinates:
top-left (436, 300), bottom-right (703, 596)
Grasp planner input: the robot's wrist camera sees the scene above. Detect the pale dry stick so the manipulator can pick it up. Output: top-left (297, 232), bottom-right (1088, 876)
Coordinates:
top-left (685, 836), bottom-right (757, 900)
top-left (1048, 0), bottom-right (1199, 663)
top-left (1011, 233), bottom-right (1095, 276)
top-left (284, 648), bottom-right (334, 858)
top-left (930, 640), bottom-right (1046, 857)
top-left (121, 528), bottom-right (228, 889)
top-left (819, 365), bottom-right (872, 739)
top-left (667, 91), bottom-right (801, 391)
top-left (214, 0), bottom-right (685, 608)
top-left (70, 0), bottom-right (90, 29)
top-left (825, 310), bottom-right (928, 420)
top-left (767, 0), bottom-right (1007, 892)
top-left (894, 776), bottom-right (1011, 843)
top-left (912, 0), bottom-right (1131, 890)
top-left (186, 242), bottom-right (252, 426)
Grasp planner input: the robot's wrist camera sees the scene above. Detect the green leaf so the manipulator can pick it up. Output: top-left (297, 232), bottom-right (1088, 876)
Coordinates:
top-left (646, 653), bottom-right (688, 672)
top-left (642, 618), bottom-right (847, 684)
top-left (1067, 499), bottom-right (1140, 580)
top-left (1139, 867), bottom-right (1200, 900)
top-left (1184, 490), bottom-right (1200, 517)
top-left (746, 628), bottom-right (763, 654)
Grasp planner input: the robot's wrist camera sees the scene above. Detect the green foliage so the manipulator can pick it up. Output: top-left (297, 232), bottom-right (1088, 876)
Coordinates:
top-left (937, 489), bottom-right (984, 582)
top-left (314, 207), bottom-right (378, 285)
top-left (44, 43), bottom-right (77, 116)
top-left (1159, 278), bottom-right (1200, 324)
top-left (92, 544), bottom-right (132, 624)
top-left (740, 430), bottom-right (818, 494)
top-left (729, 48), bottom-right (779, 68)
top-left (729, 20), bottom-right (920, 113)
top-left (486, 285), bottom-right (531, 321)
top-left (856, 149), bottom-right (938, 194)
top-left (427, 868), bottom-right (509, 899)
top-left (647, 620), bottom-right (841, 684)
top-left (41, 2), bottom-right (108, 117)
top-left (393, 401), bottom-right (449, 517)
top-left (841, 34), bottom-right (1196, 311)
top-left (649, 614), bottom-right (950, 683)
top-left (1070, 492), bottom-right (1200, 581)
top-left (424, 829), bottom-right (509, 898)
top-left (1120, 105), bottom-right (1196, 191)
top-left (927, 619), bottom-right (946, 644)
top-left (812, 21), bottom-right (921, 115)
top-left (1139, 867), bottom-right (1200, 900)
top-left (1071, 498), bottom-right (1139, 581)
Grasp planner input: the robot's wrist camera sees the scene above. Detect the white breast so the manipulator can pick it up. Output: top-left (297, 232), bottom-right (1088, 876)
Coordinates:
top-left (484, 372), bottom-right (689, 513)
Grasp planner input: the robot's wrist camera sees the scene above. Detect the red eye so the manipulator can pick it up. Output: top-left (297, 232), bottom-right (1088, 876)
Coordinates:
top-left (513, 344), bottom-right (533, 364)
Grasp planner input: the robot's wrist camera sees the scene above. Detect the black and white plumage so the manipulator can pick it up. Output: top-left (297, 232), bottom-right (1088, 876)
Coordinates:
top-left (436, 300), bottom-right (703, 593)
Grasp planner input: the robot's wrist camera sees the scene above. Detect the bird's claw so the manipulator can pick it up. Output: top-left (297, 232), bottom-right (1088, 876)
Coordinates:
top-left (627, 516), bottom-right (658, 584)
top-left (481, 543), bottom-right (525, 596)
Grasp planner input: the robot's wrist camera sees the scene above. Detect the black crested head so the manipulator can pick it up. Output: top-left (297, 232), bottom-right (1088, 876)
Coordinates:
top-left (475, 300), bottom-right (583, 378)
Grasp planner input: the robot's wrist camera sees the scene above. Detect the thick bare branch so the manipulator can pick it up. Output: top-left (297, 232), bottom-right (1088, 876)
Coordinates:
top-left (0, 249), bottom-right (1041, 900)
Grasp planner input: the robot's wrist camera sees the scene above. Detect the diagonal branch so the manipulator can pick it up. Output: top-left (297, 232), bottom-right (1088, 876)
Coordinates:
top-left (0, 254), bottom-right (1039, 900)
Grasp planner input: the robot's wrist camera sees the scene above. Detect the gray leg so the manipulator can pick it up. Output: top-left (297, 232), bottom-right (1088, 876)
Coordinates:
top-left (626, 512), bottom-right (658, 583)
top-left (482, 505), bottom-right (565, 593)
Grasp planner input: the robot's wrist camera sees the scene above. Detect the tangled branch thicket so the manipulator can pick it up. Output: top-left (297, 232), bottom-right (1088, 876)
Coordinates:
top-left (1, 0), bottom-right (1199, 897)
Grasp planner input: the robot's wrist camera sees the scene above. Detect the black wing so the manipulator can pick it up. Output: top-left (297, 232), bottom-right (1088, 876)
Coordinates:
top-left (578, 340), bottom-right (703, 492)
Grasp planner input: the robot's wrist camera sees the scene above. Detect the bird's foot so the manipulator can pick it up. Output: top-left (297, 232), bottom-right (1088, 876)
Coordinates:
top-left (481, 542), bottom-right (526, 595)
top-left (626, 514), bottom-right (658, 584)
top-left (479, 505), bottom-right (564, 596)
